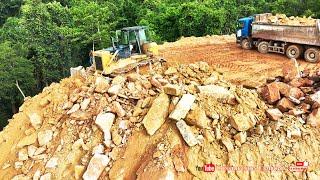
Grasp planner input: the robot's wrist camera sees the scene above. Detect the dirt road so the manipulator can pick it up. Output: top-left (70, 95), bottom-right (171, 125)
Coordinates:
top-left (160, 37), bottom-right (320, 87)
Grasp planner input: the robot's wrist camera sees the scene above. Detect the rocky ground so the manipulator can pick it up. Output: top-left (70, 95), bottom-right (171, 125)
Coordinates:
top-left (0, 36), bottom-right (320, 180)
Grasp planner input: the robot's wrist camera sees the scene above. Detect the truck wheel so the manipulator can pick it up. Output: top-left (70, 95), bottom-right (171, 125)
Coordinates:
top-left (241, 39), bottom-right (252, 50)
top-left (304, 48), bottom-right (319, 63)
top-left (286, 45), bottom-right (302, 59)
top-left (258, 41), bottom-right (269, 54)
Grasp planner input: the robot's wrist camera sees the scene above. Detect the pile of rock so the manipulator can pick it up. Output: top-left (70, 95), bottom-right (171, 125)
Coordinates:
top-left (260, 68), bottom-right (320, 127)
top-left (268, 14), bottom-right (317, 26)
top-left (6, 59), bottom-right (320, 179)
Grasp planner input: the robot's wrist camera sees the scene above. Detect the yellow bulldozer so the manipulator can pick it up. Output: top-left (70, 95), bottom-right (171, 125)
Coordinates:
top-left (91, 26), bottom-right (162, 75)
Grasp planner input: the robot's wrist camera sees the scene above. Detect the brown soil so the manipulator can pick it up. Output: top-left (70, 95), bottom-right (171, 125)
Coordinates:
top-left (160, 38), bottom-right (320, 87)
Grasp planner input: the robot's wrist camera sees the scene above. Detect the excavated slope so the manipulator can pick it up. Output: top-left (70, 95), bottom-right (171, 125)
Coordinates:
top-left (0, 61), bottom-right (319, 180)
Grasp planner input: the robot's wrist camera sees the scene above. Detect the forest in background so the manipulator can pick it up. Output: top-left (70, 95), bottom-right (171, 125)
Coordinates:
top-left (1, 0), bottom-right (320, 129)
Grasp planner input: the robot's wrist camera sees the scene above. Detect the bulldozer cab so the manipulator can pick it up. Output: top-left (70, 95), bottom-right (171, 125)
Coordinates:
top-left (113, 26), bottom-right (150, 58)
top-left (92, 26), bottom-right (159, 74)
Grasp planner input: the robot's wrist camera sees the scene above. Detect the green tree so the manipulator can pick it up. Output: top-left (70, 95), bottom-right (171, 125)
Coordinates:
top-left (0, 41), bottom-right (35, 128)
top-left (0, 0), bottom-right (22, 26)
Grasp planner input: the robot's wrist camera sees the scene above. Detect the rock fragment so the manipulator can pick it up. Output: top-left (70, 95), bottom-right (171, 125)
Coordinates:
top-left (37, 130), bottom-right (53, 146)
top-left (163, 84), bottom-right (181, 96)
top-left (112, 101), bottom-right (126, 117)
top-left (40, 173), bottom-right (51, 180)
top-left (233, 132), bottom-right (247, 144)
top-left (18, 148), bottom-right (28, 161)
top-left (67, 104), bottom-right (80, 114)
top-left (261, 83), bottom-right (281, 104)
top-left (27, 145), bottom-right (37, 157)
top-left (308, 90), bottom-right (320, 104)
top-left (196, 85), bottom-right (235, 102)
top-left (176, 120), bottom-right (198, 146)
top-left (112, 76), bottom-right (126, 85)
top-left (17, 133), bottom-right (37, 148)
top-left (203, 75), bottom-right (218, 85)
top-left (221, 137), bottom-right (234, 152)
top-left (95, 113), bottom-right (115, 145)
top-left (108, 85), bottom-right (121, 95)
top-left (307, 108), bottom-right (320, 127)
top-left (46, 157), bottom-right (58, 168)
top-left (28, 112), bottom-right (42, 129)
top-left (95, 76), bottom-right (109, 93)
top-left (164, 67), bottom-right (177, 75)
top-left (172, 156), bottom-right (185, 172)
top-left (229, 114), bottom-right (256, 131)
top-left (266, 108), bottom-right (283, 121)
top-left (277, 98), bottom-right (294, 112)
top-left (143, 93), bottom-right (170, 135)
top-left (169, 94), bottom-right (196, 121)
top-left (83, 154), bottom-right (110, 180)
top-left (80, 98), bottom-right (91, 110)
top-left (75, 165), bottom-right (85, 179)
top-left (185, 105), bottom-right (210, 129)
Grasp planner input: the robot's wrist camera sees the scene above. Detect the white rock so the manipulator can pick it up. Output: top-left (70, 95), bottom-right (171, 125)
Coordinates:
top-left (45, 157), bottom-right (58, 168)
top-left (34, 147), bottom-right (46, 156)
top-left (119, 120), bottom-right (129, 130)
top-left (33, 170), bottom-right (41, 180)
top-left (28, 112), bottom-right (42, 129)
top-left (203, 75), bottom-right (218, 85)
top-left (40, 173), bottom-right (51, 180)
top-left (92, 144), bottom-right (105, 155)
top-left (14, 161), bottom-right (23, 169)
top-left (169, 94), bottom-right (196, 121)
top-left (176, 120), bottom-right (198, 146)
top-left (12, 174), bottom-right (29, 180)
top-left (27, 145), bottom-right (37, 158)
top-left (95, 113), bottom-right (115, 144)
top-left (112, 76), bottom-right (126, 85)
top-left (67, 104), bottom-right (80, 114)
top-left (108, 85), bottom-right (121, 95)
top-left (38, 130), bottom-right (53, 146)
top-left (83, 154), bottom-right (110, 180)
top-left (95, 76), bottom-right (109, 93)
top-left (197, 85), bottom-right (235, 102)
top-left (80, 98), bottom-right (91, 110)
top-left (18, 149), bottom-right (28, 161)
top-left (70, 66), bottom-right (86, 77)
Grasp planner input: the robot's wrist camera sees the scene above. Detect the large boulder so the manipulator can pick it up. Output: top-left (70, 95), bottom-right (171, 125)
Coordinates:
top-left (143, 93), bottom-right (170, 135)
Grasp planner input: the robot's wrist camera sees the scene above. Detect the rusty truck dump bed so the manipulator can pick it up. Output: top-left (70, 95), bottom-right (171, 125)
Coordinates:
top-left (252, 20), bottom-right (320, 46)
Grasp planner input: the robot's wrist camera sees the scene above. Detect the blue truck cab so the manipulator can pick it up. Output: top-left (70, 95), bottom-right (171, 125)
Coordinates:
top-left (236, 17), bottom-right (254, 45)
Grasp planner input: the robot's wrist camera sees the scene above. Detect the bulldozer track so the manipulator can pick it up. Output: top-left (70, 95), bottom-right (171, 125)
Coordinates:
top-left (160, 41), bottom-right (320, 86)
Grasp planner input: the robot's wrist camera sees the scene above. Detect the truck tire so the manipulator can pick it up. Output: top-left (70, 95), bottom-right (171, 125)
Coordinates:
top-left (241, 39), bottom-right (252, 50)
top-left (257, 41), bottom-right (269, 54)
top-left (286, 45), bottom-right (303, 59)
top-left (304, 47), bottom-right (319, 63)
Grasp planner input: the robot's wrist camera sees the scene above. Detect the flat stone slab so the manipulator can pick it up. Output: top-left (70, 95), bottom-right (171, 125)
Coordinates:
top-left (169, 94), bottom-right (196, 121)
top-left (143, 93), bottom-right (170, 135)
top-left (176, 120), bottom-right (198, 146)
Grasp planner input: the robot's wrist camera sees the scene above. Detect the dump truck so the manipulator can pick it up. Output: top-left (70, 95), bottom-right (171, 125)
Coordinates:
top-left (92, 26), bottom-right (161, 75)
top-left (236, 13), bottom-right (320, 62)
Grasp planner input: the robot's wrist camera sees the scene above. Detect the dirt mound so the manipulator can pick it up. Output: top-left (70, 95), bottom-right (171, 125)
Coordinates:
top-left (160, 35), bottom-right (235, 49)
top-left (0, 60), bottom-right (319, 179)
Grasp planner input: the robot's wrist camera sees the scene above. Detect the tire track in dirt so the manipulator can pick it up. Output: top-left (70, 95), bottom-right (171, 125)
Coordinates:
top-left (160, 41), bottom-right (320, 87)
